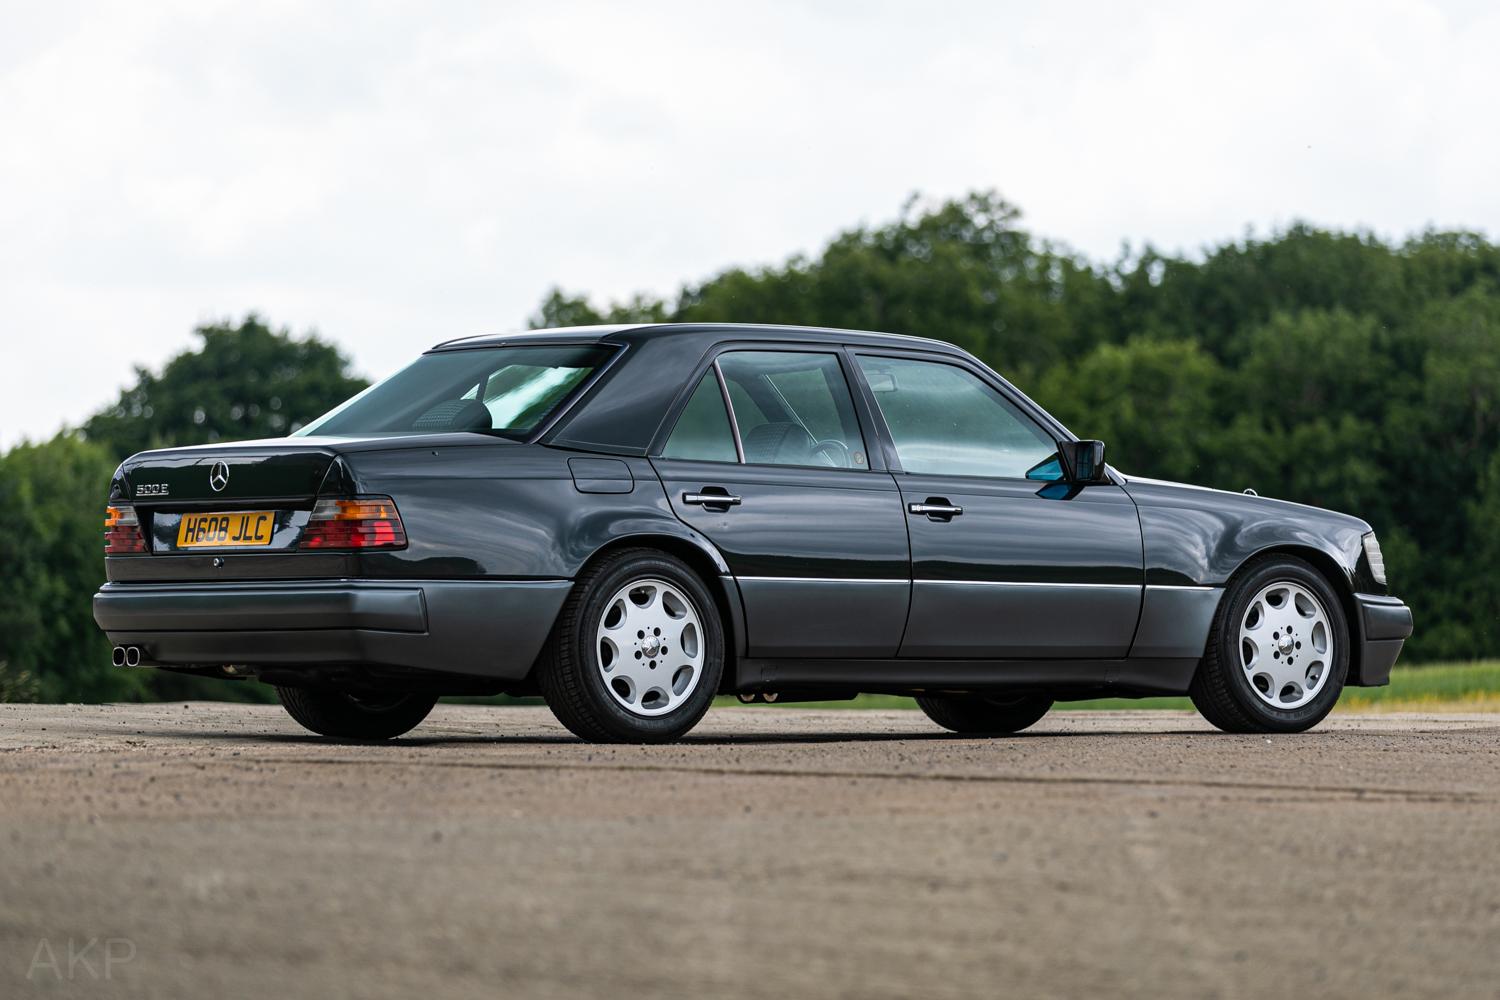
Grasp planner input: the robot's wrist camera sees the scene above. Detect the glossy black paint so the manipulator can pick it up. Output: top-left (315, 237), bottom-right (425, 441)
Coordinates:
top-left (111, 444), bottom-right (731, 583)
top-left (97, 322), bottom-right (1412, 696)
top-left (654, 458), bottom-right (910, 658)
top-left (1121, 475), bottom-right (1378, 593)
top-left (895, 476), bottom-right (1143, 658)
top-left (1119, 474), bottom-right (1401, 684)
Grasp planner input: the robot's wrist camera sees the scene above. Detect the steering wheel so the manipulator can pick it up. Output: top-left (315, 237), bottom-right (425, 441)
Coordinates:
top-left (810, 438), bottom-right (853, 468)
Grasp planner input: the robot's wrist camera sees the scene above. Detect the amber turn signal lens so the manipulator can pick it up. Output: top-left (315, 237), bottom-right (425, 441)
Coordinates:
top-left (104, 505), bottom-right (148, 554)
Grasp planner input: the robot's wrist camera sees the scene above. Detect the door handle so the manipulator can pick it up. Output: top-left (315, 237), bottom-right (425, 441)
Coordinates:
top-left (683, 490), bottom-right (742, 508)
top-left (908, 499), bottom-right (963, 519)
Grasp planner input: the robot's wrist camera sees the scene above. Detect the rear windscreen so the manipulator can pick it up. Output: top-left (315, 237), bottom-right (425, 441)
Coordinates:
top-left (296, 345), bottom-right (615, 440)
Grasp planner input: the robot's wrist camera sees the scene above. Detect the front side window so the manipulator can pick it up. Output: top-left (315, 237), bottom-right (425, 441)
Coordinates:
top-left (717, 352), bottom-right (868, 469)
top-left (297, 345), bottom-right (612, 440)
top-left (857, 355), bottom-right (1059, 479)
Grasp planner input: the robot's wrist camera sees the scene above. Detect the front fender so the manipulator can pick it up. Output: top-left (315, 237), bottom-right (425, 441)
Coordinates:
top-left (1122, 480), bottom-right (1370, 592)
top-left (1122, 477), bottom-right (1396, 686)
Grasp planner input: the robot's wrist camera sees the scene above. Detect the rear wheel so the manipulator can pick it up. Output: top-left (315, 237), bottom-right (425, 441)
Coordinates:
top-left (1189, 555), bottom-right (1349, 733)
top-left (275, 686), bottom-right (437, 740)
top-left (915, 692), bottom-right (1053, 734)
top-left (539, 548), bottom-right (725, 743)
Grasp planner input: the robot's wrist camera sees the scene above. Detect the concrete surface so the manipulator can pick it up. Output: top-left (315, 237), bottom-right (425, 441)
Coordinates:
top-left (1, 702), bottom-right (1497, 999)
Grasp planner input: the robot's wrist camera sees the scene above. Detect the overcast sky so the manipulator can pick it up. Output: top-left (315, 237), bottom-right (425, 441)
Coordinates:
top-left (2, 0), bottom-right (1497, 448)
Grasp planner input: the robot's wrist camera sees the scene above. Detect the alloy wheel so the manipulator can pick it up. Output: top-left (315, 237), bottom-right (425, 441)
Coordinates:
top-left (595, 578), bottom-right (705, 717)
top-left (1237, 580), bottom-right (1335, 709)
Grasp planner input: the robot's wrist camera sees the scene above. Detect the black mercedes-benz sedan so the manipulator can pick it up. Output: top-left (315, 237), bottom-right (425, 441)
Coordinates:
top-left (93, 323), bottom-right (1413, 742)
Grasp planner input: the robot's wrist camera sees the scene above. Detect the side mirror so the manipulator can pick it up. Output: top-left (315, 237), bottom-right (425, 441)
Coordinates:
top-left (1059, 439), bottom-right (1109, 484)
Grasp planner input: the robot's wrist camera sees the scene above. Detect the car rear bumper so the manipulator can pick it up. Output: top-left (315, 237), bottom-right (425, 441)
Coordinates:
top-left (93, 579), bottom-right (572, 680)
top-left (1352, 594), bottom-right (1414, 687)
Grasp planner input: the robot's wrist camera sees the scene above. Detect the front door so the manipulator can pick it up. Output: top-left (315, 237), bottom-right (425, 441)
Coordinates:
top-left (854, 353), bottom-right (1143, 659)
top-left (652, 349), bottom-right (910, 658)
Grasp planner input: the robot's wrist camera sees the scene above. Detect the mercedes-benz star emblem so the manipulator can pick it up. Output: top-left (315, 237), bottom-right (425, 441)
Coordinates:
top-left (209, 461), bottom-right (230, 492)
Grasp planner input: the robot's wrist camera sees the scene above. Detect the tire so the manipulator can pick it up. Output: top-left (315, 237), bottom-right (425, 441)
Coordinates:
top-left (539, 548), bottom-right (725, 743)
top-left (1189, 555), bottom-right (1350, 734)
top-left (275, 686), bottom-right (437, 740)
top-left (915, 692), bottom-right (1053, 734)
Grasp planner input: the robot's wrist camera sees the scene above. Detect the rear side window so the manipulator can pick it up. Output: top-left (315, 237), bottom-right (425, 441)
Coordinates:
top-left (857, 355), bottom-right (1058, 479)
top-left (663, 373), bottom-right (738, 462)
top-left (297, 346), bottom-right (613, 440)
top-left (717, 352), bottom-right (867, 469)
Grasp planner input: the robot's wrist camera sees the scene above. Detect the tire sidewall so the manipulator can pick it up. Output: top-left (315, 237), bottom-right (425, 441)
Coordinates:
top-left (276, 686), bottom-right (436, 740)
top-left (916, 693), bottom-right (1053, 734)
top-left (567, 553), bottom-right (725, 741)
top-left (1216, 558), bottom-right (1350, 729)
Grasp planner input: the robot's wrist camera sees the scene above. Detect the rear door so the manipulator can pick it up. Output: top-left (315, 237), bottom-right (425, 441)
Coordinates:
top-left (651, 348), bottom-right (910, 658)
top-left (853, 351), bottom-right (1144, 659)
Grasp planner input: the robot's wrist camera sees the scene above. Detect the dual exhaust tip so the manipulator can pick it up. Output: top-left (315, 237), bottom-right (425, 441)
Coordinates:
top-left (111, 645), bottom-right (143, 667)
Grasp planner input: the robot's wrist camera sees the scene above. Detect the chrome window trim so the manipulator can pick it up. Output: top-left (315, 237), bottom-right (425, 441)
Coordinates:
top-left (850, 349), bottom-right (1069, 476)
top-left (712, 358), bottom-right (746, 464)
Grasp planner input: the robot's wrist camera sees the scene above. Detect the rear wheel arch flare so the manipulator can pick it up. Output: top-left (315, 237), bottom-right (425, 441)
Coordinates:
top-left (565, 533), bottom-right (740, 691)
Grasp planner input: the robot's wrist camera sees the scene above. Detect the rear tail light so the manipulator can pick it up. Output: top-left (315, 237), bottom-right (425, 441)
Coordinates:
top-left (300, 496), bottom-right (407, 550)
top-left (104, 505), bottom-right (148, 554)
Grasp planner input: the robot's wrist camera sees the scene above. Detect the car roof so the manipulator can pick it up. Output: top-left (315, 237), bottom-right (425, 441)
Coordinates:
top-left (428, 322), bottom-right (1014, 457)
top-left (430, 322), bottom-right (970, 357)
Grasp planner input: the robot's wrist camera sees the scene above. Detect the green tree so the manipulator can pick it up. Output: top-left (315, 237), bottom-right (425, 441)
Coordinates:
top-left (0, 314), bottom-right (370, 703)
top-left (1034, 338), bottom-right (1224, 484)
top-left (83, 315), bottom-right (367, 460)
top-left (1459, 450), bottom-right (1500, 659)
top-left (681, 193), bottom-right (1116, 382)
top-left (0, 435), bottom-right (144, 702)
top-left (529, 289), bottom-right (606, 329)
top-left (530, 192), bottom-right (1500, 662)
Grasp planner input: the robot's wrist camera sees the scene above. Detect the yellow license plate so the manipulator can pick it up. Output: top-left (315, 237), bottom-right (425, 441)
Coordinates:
top-left (177, 511), bottom-right (275, 548)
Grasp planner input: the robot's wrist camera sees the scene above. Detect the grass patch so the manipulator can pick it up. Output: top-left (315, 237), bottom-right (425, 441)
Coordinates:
top-left (714, 661), bottom-right (1500, 713)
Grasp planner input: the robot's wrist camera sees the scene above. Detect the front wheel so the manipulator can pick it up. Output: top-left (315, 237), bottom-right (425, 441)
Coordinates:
top-left (1189, 555), bottom-right (1349, 733)
top-left (275, 686), bottom-right (437, 740)
top-left (915, 692), bottom-right (1053, 734)
top-left (539, 548), bottom-right (725, 743)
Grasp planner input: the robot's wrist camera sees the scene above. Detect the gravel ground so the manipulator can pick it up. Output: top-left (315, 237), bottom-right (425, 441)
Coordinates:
top-left (1, 702), bottom-right (1497, 999)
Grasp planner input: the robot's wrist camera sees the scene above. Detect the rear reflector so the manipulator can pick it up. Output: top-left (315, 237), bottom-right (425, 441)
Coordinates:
top-left (299, 496), bottom-right (407, 550)
top-left (104, 505), bottom-right (148, 554)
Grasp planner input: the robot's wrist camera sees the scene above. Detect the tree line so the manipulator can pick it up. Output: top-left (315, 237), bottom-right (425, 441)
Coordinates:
top-left (1, 192), bottom-right (1495, 701)
top-left (0, 319), bottom-right (365, 701)
top-left (535, 192), bottom-right (1498, 664)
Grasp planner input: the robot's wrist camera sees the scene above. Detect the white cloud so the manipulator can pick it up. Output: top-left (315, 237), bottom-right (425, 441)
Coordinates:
top-left (1, 0), bottom-right (1497, 447)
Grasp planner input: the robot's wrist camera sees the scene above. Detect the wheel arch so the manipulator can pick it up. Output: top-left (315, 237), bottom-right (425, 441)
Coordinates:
top-left (551, 531), bottom-right (746, 694)
top-left (1214, 542), bottom-right (1366, 686)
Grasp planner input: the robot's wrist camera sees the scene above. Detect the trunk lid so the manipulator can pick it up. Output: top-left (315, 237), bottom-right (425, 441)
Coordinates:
top-left (115, 439), bottom-right (354, 560)
top-left (106, 433), bottom-right (503, 576)
top-left (120, 438), bottom-right (341, 505)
